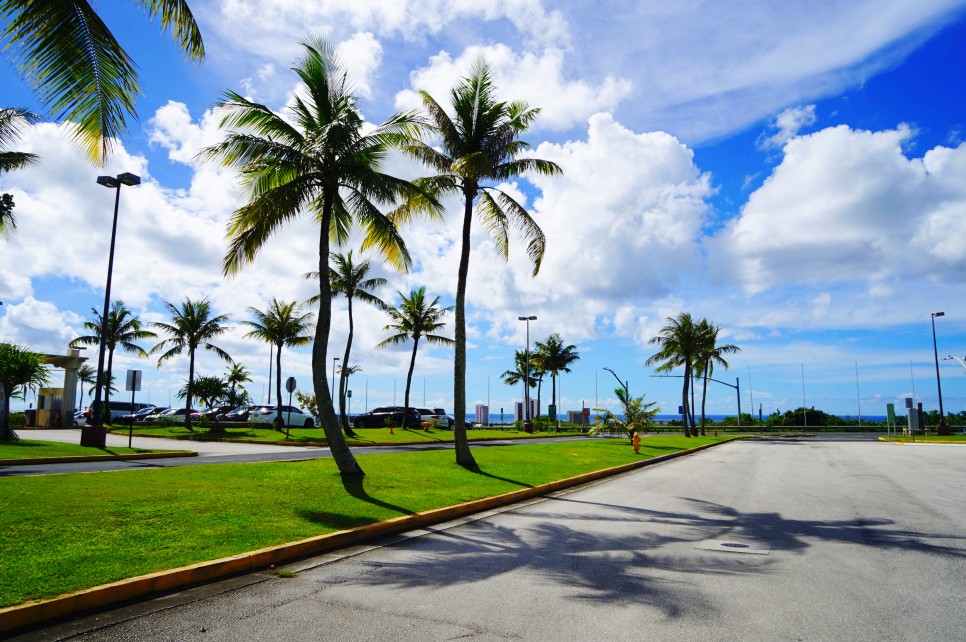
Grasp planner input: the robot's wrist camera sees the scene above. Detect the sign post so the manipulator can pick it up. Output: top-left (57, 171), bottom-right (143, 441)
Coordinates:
top-left (285, 377), bottom-right (296, 438)
top-left (125, 370), bottom-right (142, 448)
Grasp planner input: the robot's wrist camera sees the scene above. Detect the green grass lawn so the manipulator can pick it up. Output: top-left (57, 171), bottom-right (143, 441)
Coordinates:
top-left (0, 436), bottom-right (728, 607)
top-left (108, 423), bottom-right (585, 445)
top-left (0, 439), bottom-right (179, 460)
top-left (879, 434), bottom-right (966, 443)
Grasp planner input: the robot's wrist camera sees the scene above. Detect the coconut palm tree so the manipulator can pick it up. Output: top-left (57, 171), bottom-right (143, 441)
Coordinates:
top-left (241, 299), bottom-right (313, 429)
top-left (306, 250), bottom-right (387, 437)
top-left (0, 0), bottom-right (204, 164)
top-left (70, 301), bottom-right (156, 422)
top-left (501, 350), bottom-right (539, 423)
top-left (0, 342), bottom-right (51, 440)
top-left (646, 312), bottom-right (701, 437)
top-left (590, 387), bottom-right (659, 444)
top-left (401, 59), bottom-right (562, 465)
top-left (0, 106), bottom-right (39, 238)
top-left (201, 37), bottom-right (436, 476)
top-left (225, 362), bottom-right (252, 408)
top-left (694, 319), bottom-right (740, 435)
top-left (151, 298), bottom-right (231, 431)
top-left (377, 287), bottom-right (454, 429)
top-left (75, 363), bottom-right (96, 412)
top-left (533, 333), bottom-right (579, 429)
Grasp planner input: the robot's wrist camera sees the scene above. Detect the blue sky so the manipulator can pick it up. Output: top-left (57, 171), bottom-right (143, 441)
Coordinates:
top-left (2, 1), bottom-right (966, 420)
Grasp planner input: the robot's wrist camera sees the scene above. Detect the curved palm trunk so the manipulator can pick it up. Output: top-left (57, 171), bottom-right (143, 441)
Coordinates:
top-left (312, 198), bottom-right (363, 475)
top-left (402, 338), bottom-right (419, 430)
top-left (275, 342), bottom-right (284, 430)
top-left (185, 347), bottom-right (195, 431)
top-left (452, 191), bottom-right (477, 467)
top-left (339, 296), bottom-right (357, 437)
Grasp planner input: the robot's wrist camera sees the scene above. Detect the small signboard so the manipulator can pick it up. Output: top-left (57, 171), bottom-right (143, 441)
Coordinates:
top-left (125, 370), bottom-right (142, 392)
top-left (582, 407), bottom-right (590, 417)
top-left (285, 377), bottom-right (296, 393)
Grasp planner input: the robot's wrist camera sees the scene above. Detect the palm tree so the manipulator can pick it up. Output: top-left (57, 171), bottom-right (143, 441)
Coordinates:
top-left (646, 312), bottom-right (701, 437)
top-left (501, 350), bottom-right (539, 423)
top-left (306, 250), bottom-right (387, 437)
top-left (0, 107), bottom-right (39, 238)
top-left (202, 37), bottom-right (436, 476)
top-left (533, 333), bottom-right (579, 429)
top-left (241, 300), bottom-right (313, 429)
top-left (69, 301), bottom-right (156, 422)
top-left (75, 363), bottom-right (96, 411)
top-left (402, 59), bottom-right (562, 466)
top-left (694, 319), bottom-right (740, 435)
top-left (0, 0), bottom-right (204, 164)
top-left (225, 362), bottom-right (252, 407)
top-left (590, 387), bottom-right (659, 444)
top-left (151, 298), bottom-right (231, 431)
top-left (377, 287), bottom-right (454, 429)
top-left (0, 342), bottom-right (51, 440)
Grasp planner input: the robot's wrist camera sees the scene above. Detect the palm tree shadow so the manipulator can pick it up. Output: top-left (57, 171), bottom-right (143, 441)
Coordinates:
top-left (340, 474), bottom-right (415, 516)
top-left (460, 462), bottom-right (531, 488)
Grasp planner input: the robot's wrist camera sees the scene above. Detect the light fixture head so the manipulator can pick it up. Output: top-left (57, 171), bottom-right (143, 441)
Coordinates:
top-left (117, 172), bottom-right (141, 186)
top-left (96, 175), bottom-right (119, 188)
top-left (933, 311), bottom-right (945, 318)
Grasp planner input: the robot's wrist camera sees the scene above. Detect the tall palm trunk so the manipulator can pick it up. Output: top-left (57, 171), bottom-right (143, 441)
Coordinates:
top-left (551, 373), bottom-right (557, 430)
top-left (185, 348), bottom-right (196, 431)
top-left (339, 297), bottom-right (357, 437)
top-left (312, 197), bottom-right (363, 475)
top-left (402, 337), bottom-right (419, 430)
top-left (701, 368), bottom-right (710, 436)
top-left (681, 363), bottom-right (691, 437)
top-left (452, 189), bottom-right (477, 467)
top-left (274, 342), bottom-right (284, 430)
top-left (104, 348), bottom-right (115, 423)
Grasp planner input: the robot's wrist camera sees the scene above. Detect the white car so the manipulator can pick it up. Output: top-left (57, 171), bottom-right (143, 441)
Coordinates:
top-left (246, 405), bottom-right (316, 428)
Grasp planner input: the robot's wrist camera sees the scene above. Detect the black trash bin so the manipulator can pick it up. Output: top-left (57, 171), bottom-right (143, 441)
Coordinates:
top-left (25, 409), bottom-right (36, 426)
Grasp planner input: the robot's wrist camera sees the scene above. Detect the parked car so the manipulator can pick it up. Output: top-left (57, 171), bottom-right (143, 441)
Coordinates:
top-left (135, 407), bottom-right (169, 422)
top-left (117, 406), bottom-right (162, 423)
top-left (86, 401), bottom-right (154, 423)
top-left (247, 405), bottom-right (315, 427)
top-left (353, 406), bottom-right (422, 428)
top-left (191, 405), bottom-right (235, 421)
top-left (416, 408), bottom-right (451, 428)
top-left (154, 407), bottom-right (198, 422)
top-left (433, 408), bottom-right (456, 428)
top-left (223, 405), bottom-right (256, 422)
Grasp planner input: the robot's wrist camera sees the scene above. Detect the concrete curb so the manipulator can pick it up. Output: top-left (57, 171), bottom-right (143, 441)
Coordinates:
top-left (0, 451), bottom-right (198, 467)
top-left (0, 437), bottom-right (739, 635)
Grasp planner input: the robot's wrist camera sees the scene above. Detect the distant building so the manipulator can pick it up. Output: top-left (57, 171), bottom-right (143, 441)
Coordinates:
top-left (515, 399), bottom-right (538, 422)
top-left (475, 404), bottom-right (489, 425)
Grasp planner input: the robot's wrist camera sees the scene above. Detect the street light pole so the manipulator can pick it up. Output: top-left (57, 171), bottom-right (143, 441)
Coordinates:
top-left (84, 172), bottom-right (140, 448)
top-left (932, 311), bottom-right (945, 424)
top-left (518, 315), bottom-right (536, 431)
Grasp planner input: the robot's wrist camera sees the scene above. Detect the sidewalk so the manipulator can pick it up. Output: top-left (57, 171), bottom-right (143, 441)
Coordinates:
top-left (18, 428), bottom-right (326, 457)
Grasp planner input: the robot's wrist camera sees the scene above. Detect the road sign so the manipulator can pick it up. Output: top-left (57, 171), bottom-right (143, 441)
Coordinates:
top-left (582, 407), bottom-right (590, 417)
top-left (125, 370), bottom-right (142, 392)
top-left (285, 377), bottom-right (296, 393)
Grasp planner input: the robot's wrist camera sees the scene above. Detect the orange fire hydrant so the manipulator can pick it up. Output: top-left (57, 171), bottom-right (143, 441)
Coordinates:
top-left (632, 431), bottom-right (641, 454)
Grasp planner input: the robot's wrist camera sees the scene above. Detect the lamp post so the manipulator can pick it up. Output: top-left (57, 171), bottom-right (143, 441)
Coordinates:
top-left (518, 315), bottom-right (536, 432)
top-left (331, 357), bottom-right (340, 407)
top-left (83, 172), bottom-right (140, 448)
top-left (931, 311), bottom-right (945, 427)
top-left (603, 366), bottom-right (628, 398)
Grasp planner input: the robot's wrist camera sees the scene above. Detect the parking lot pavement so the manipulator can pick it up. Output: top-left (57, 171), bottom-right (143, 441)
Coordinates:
top-left (16, 428), bottom-right (322, 457)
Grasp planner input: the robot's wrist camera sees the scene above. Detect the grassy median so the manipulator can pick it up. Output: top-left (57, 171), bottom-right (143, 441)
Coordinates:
top-left (0, 440), bottom-right (178, 460)
top-left (0, 436), bottom-right (728, 607)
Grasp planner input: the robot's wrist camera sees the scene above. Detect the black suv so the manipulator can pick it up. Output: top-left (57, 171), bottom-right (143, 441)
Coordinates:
top-left (353, 406), bottom-right (422, 428)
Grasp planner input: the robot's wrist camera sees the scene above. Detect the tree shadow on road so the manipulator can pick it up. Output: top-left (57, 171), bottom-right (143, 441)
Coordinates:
top-left (347, 493), bottom-right (966, 619)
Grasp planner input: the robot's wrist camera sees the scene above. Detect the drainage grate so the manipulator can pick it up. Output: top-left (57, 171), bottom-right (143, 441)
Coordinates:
top-left (694, 539), bottom-right (771, 555)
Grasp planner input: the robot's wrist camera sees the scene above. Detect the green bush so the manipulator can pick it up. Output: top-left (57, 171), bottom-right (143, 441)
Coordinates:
top-left (9, 412), bottom-right (26, 428)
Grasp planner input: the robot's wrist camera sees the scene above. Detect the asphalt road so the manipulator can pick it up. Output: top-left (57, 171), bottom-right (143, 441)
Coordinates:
top-left (16, 437), bottom-right (965, 641)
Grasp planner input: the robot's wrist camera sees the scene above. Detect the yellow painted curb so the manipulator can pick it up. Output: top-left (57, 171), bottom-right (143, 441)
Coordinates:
top-left (0, 451), bottom-right (197, 466)
top-left (0, 437), bottom-right (740, 635)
